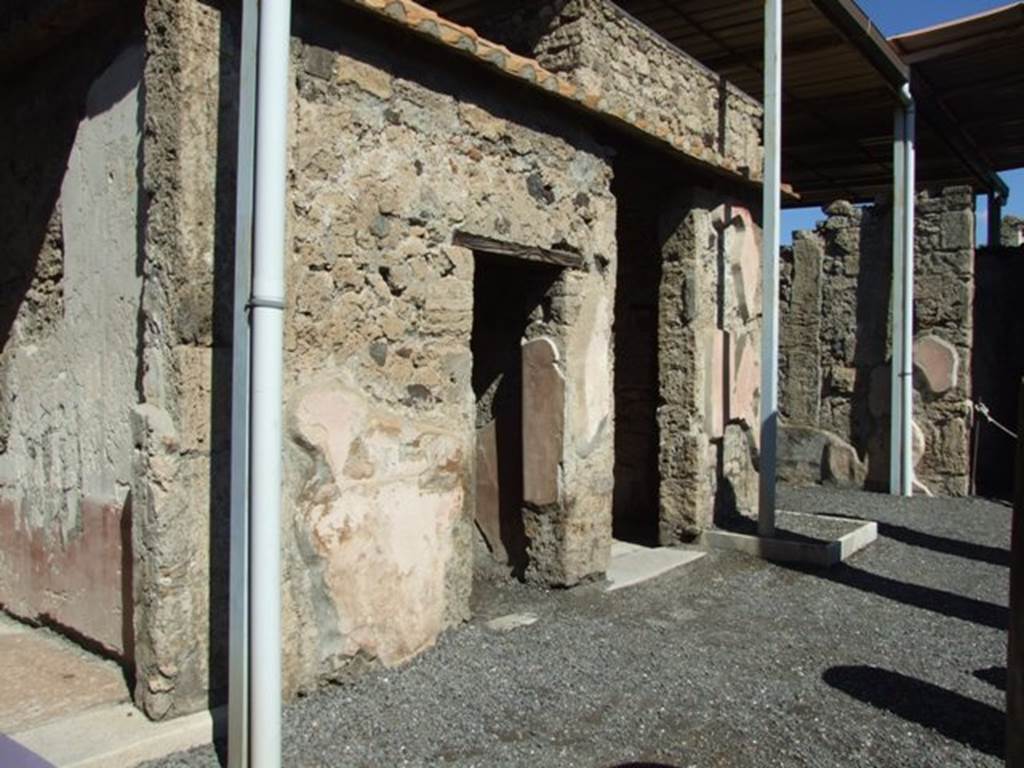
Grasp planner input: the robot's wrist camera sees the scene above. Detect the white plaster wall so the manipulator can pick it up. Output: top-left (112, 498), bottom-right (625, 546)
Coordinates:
top-left (0, 43), bottom-right (144, 527)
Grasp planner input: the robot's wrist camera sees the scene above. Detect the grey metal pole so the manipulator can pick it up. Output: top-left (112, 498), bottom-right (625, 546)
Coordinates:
top-left (758, 0), bottom-right (782, 538)
top-left (228, 0), bottom-right (258, 764)
top-left (900, 88), bottom-right (916, 497)
top-left (889, 104), bottom-right (905, 495)
top-left (250, 0), bottom-right (291, 765)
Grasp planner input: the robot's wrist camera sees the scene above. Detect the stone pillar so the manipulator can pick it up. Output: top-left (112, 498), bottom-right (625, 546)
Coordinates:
top-left (657, 203), bottom-right (715, 542)
top-left (780, 233), bottom-right (823, 426)
top-left (132, 0), bottom-right (237, 719)
top-left (656, 194), bottom-right (761, 541)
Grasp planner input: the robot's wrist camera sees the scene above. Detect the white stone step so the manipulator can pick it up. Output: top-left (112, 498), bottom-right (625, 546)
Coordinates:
top-left (604, 542), bottom-right (706, 592)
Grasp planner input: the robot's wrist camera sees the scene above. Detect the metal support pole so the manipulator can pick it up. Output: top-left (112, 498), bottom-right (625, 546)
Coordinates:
top-left (249, 0), bottom-right (291, 766)
top-left (228, 0), bottom-right (258, 764)
top-left (990, 191), bottom-right (1004, 247)
top-left (758, 0), bottom-right (782, 537)
top-left (890, 85), bottom-right (915, 497)
top-left (900, 93), bottom-right (916, 497)
top-left (889, 105), bottom-right (905, 495)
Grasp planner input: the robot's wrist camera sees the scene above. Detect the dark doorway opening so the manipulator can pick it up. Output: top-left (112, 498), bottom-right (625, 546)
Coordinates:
top-left (471, 251), bottom-right (560, 579)
top-left (611, 173), bottom-right (664, 546)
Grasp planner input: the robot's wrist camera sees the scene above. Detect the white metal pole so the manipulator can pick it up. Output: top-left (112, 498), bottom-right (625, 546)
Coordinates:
top-left (228, 0), bottom-right (259, 765)
top-left (900, 87), bottom-right (916, 497)
top-left (758, 0), bottom-right (782, 538)
top-left (889, 105), bottom-right (906, 495)
top-left (250, 0), bottom-right (291, 765)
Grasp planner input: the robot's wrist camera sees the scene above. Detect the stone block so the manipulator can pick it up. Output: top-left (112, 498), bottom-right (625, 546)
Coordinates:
top-left (658, 431), bottom-right (712, 542)
top-left (826, 366), bottom-right (857, 395)
top-left (778, 424), bottom-right (864, 489)
top-left (913, 334), bottom-right (958, 395)
top-left (473, 420), bottom-right (505, 562)
top-left (720, 424), bottom-right (758, 514)
top-left (522, 337), bottom-right (564, 506)
top-left (336, 53), bottom-right (393, 100)
top-left (912, 419), bottom-right (926, 468)
top-left (524, 491), bottom-right (611, 586)
top-left (823, 438), bottom-right (867, 488)
top-left (940, 209), bottom-right (973, 250)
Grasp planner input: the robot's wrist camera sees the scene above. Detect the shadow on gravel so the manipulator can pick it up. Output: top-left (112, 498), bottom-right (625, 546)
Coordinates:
top-left (974, 665), bottom-right (1008, 691)
top-left (781, 561), bottom-right (1009, 631)
top-left (824, 665), bottom-right (1005, 758)
top-left (875, 521), bottom-right (1010, 567)
top-left (607, 764), bottom-right (681, 768)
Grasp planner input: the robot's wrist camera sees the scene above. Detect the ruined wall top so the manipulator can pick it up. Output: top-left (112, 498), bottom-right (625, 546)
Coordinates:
top-left (342, 0), bottom-right (763, 183)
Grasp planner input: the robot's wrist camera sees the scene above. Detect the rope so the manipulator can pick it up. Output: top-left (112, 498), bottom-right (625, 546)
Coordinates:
top-left (972, 400), bottom-right (1019, 440)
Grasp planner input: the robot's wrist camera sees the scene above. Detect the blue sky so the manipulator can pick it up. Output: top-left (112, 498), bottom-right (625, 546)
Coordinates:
top-left (781, 0), bottom-right (1022, 244)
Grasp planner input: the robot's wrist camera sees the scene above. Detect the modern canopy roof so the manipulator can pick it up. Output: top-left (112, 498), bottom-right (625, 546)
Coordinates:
top-left (430, 0), bottom-right (1016, 206)
top-left (890, 2), bottom-right (1024, 194)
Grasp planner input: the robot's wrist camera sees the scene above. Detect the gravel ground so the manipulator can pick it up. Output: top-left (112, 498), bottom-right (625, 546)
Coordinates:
top-left (146, 486), bottom-right (1011, 768)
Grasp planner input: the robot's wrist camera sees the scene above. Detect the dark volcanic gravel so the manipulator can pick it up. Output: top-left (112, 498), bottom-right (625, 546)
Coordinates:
top-left (145, 486), bottom-right (1011, 767)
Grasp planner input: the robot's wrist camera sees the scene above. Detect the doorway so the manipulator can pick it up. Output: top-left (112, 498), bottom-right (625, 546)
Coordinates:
top-left (612, 177), bottom-right (663, 545)
top-left (470, 249), bottom-right (561, 579)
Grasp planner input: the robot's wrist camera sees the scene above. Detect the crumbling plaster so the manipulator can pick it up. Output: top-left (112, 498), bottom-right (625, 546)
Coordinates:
top-left (0, 38), bottom-right (144, 658)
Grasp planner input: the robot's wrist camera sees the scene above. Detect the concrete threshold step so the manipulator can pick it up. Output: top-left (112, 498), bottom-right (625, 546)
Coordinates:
top-left (9, 703), bottom-right (221, 768)
top-left (604, 540), bottom-right (706, 592)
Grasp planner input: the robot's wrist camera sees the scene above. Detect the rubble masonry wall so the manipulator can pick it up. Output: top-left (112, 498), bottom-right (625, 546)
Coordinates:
top-left (477, 0), bottom-right (763, 178)
top-left (133, 0), bottom-right (617, 718)
top-left (779, 187), bottom-right (975, 496)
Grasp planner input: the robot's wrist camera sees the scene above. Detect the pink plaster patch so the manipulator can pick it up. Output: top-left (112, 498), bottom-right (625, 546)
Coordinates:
top-left (294, 384), bottom-right (467, 666)
top-left (731, 332), bottom-right (760, 440)
top-left (705, 330), bottom-right (729, 438)
top-left (913, 334), bottom-right (958, 395)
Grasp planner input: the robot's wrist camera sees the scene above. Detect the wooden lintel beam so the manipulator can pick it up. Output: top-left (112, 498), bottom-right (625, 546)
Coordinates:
top-left (452, 232), bottom-right (586, 270)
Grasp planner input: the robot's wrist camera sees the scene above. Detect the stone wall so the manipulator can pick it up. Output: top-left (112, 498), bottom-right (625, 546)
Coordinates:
top-left (476, 0), bottom-right (765, 541)
top-left (3, 0), bottom-right (765, 721)
top-left (477, 0), bottom-right (763, 177)
top-left (0, 23), bottom-right (143, 660)
top-left (779, 187), bottom-right (975, 496)
top-left (132, 0), bottom-right (617, 718)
